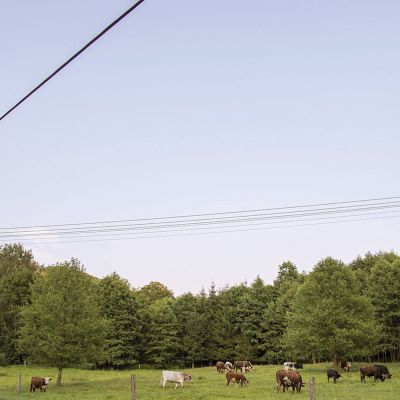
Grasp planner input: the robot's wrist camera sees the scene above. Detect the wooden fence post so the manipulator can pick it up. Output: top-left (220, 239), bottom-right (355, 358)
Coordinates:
top-left (17, 373), bottom-right (22, 393)
top-left (309, 377), bottom-right (315, 400)
top-left (131, 374), bottom-right (137, 400)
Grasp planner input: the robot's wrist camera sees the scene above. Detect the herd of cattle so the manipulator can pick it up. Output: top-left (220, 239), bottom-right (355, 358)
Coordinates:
top-left (27, 361), bottom-right (393, 393)
top-left (160, 360), bottom-right (394, 392)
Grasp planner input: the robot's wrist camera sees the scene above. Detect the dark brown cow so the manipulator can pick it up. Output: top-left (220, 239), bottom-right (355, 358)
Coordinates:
top-left (327, 368), bottom-right (341, 383)
top-left (339, 360), bottom-right (351, 372)
top-left (216, 361), bottom-right (226, 373)
top-left (373, 365), bottom-right (392, 379)
top-left (226, 371), bottom-right (249, 386)
top-left (233, 360), bottom-right (253, 372)
top-left (276, 370), bottom-right (304, 393)
top-left (360, 366), bottom-right (387, 382)
top-left (30, 377), bottom-right (51, 392)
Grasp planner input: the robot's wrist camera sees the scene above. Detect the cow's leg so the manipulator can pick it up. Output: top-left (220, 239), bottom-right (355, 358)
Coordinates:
top-left (162, 380), bottom-right (166, 389)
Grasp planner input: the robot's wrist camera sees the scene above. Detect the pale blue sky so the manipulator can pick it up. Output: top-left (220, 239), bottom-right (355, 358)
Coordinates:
top-left (1, 0), bottom-right (399, 294)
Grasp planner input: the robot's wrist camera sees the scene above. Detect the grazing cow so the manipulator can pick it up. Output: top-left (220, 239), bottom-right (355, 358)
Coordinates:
top-left (276, 370), bottom-right (304, 393)
top-left (160, 371), bottom-right (192, 389)
top-left (374, 365), bottom-right (392, 379)
top-left (360, 366), bottom-right (387, 383)
top-left (30, 377), bottom-right (51, 392)
top-left (327, 368), bottom-right (341, 383)
top-left (234, 360), bottom-right (253, 373)
top-left (284, 362), bottom-right (303, 371)
top-left (339, 360), bottom-right (352, 372)
top-left (226, 371), bottom-right (249, 386)
top-left (216, 361), bottom-right (226, 373)
top-left (225, 361), bottom-right (233, 371)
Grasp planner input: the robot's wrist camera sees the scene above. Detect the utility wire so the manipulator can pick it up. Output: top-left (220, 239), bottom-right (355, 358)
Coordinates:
top-left (18, 214), bottom-right (400, 245)
top-left (0, 0), bottom-right (146, 121)
top-left (1, 195), bottom-right (399, 231)
top-left (1, 197), bottom-right (399, 243)
top-left (4, 209), bottom-right (399, 242)
top-left (0, 202), bottom-right (399, 239)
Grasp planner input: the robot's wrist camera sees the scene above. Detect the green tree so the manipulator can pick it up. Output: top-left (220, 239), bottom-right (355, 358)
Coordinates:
top-left (349, 251), bottom-right (399, 292)
top-left (0, 243), bottom-right (38, 363)
top-left (145, 298), bottom-right (179, 367)
top-left (367, 255), bottom-right (400, 361)
top-left (19, 259), bottom-right (107, 384)
top-left (235, 277), bottom-right (274, 361)
top-left (284, 257), bottom-right (380, 365)
top-left (98, 273), bottom-right (142, 368)
top-left (137, 281), bottom-right (174, 306)
top-left (262, 262), bottom-right (302, 363)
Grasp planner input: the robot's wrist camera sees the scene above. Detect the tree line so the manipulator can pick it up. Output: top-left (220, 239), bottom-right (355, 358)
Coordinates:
top-left (0, 243), bottom-right (399, 384)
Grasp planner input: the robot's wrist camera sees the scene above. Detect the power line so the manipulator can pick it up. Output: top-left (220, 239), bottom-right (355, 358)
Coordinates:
top-left (0, 0), bottom-right (146, 121)
top-left (0, 196), bottom-right (399, 243)
top-left (17, 213), bottom-right (400, 245)
top-left (1, 195), bottom-right (399, 231)
top-left (0, 202), bottom-right (399, 239)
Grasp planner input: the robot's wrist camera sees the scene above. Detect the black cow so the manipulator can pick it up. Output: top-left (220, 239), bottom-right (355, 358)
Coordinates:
top-left (374, 364), bottom-right (392, 379)
top-left (327, 368), bottom-right (341, 383)
top-left (360, 366), bottom-right (387, 382)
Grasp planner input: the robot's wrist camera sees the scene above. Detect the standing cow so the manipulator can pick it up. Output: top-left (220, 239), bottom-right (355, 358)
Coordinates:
top-left (339, 360), bottom-right (352, 372)
top-left (30, 377), bottom-right (52, 392)
top-left (360, 366), bottom-right (387, 382)
top-left (234, 360), bottom-right (253, 373)
top-left (374, 364), bottom-right (392, 379)
top-left (216, 361), bottom-right (226, 373)
top-left (276, 370), bottom-right (304, 393)
top-left (226, 371), bottom-right (249, 386)
top-left (225, 361), bottom-right (233, 371)
top-left (160, 371), bottom-right (192, 389)
top-left (327, 368), bottom-right (341, 383)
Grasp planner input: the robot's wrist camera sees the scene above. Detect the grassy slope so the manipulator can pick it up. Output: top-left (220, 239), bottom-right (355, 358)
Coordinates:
top-left (0, 363), bottom-right (399, 399)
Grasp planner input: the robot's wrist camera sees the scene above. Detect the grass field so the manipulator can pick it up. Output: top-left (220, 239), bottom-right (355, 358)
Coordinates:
top-left (0, 363), bottom-right (398, 399)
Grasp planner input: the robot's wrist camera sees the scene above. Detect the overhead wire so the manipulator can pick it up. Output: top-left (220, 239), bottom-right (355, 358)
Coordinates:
top-left (0, 0), bottom-right (147, 121)
top-left (0, 196), bottom-right (399, 244)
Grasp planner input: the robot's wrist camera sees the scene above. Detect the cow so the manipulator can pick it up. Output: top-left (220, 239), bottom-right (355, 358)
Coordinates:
top-left (374, 365), bottom-right (392, 379)
top-left (339, 360), bottom-right (352, 372)
top-left (225, 361), bottom-right (233, 371)
top-left (30, 377), bottom-right (51, 392)
top-left (360, 366), bottom-right (388, 383)
top-left (284, 362), bottom-right (303, 371)
top-left (216, 361), bottom-right (226, 373)
top-left (276, 370), bottom-right (304, 393)
top-left (234, 360), bottom-right (253, 373)
top-left (160, 371), bottom-right (192, 389)
top-left (226, 371), bottom-right (249, 386)
top-left (327, 368), bottom-right (341, 383)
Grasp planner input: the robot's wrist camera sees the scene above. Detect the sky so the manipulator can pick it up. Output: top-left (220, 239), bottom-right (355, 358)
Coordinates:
top-left (1, 0), bottom-right (399, 295)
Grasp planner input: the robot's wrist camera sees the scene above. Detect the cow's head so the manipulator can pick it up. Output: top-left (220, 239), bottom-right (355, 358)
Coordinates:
top-left (283, 376), bottom-right (291, 386)
top-left (184, 374), bottom-right (193, 382)
top-left (44, 377), bottom-right (52, 385)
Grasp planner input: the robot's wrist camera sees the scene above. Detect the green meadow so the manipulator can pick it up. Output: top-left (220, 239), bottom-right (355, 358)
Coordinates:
top-left (0, 363), bottom-right (398, 400)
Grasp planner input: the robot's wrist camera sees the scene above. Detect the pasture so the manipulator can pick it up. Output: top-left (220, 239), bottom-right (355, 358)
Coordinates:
top-left (0, 363), bottom-right (399, 400)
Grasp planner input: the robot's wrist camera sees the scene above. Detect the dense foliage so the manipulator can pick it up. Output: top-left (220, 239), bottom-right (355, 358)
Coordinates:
top-left (0, 243), bottom-right (399, 370)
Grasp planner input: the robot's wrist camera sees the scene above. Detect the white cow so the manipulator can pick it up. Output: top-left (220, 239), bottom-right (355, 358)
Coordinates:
top-left (160, 371), bottom-right (193, 389)
top-left (225, 361), bottom-right (233, 371)
top-left (284, 362), bottom-right (296, 371)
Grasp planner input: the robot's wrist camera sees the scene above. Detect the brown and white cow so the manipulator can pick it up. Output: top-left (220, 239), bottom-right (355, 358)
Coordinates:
top-left (216, 361), bottom-right (226, 373)
top-left (276, 370), bottom-right (304, 393)
top-left (234, 360), bottom-right (253, 373)
top-left (226, 371), bottom-right (249, 386)
top-left (30, 377), bottom-right (52, 392)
